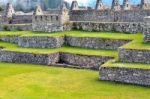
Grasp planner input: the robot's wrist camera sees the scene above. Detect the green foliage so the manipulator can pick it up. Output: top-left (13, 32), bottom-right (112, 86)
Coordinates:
top-left (0, 6), bottom-right (3, 11)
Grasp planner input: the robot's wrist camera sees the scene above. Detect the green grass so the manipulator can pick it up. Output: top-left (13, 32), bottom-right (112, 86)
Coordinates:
top-left (0, 62), bottom-right (149, 99)
top-left (122, 33), bottom-right (150, 50)
top-left (0, 30), bottom-right (141, 40)
top-left (0, 41), bottom-right (117, 57)
top-left (103, 59), bottom-right (150, 69)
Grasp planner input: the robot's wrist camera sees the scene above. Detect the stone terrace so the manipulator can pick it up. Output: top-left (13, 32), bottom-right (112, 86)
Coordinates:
top-left (0, 30), bottom-right (149, 86)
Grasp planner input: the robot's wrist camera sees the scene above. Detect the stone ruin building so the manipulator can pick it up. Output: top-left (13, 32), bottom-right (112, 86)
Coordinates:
top-left (1, 0), bottom-right (150, 39)
top-left (32, 4), bottom-right (69, 32)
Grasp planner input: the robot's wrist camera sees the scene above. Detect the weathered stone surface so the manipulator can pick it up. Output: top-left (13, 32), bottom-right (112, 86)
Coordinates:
top-left (0, 35), bottom-right (19, 43)
top-left (0, 50), bottom-right (59, 65)
top-left (73, 22), bottom-right (143, 33)
top-left (0, 24), bottom-right (32, 31)
top-left (18, 36), bottom-right (64, 48)
top-left (70, 10), bottom-right (150, 22)
top-left (118, 48), bottom-right (150, 64)
top-left (60, 52), bottom-right (113, 70)
top-left (100, 67), bottom-right (150, 86)
top-left (0, 49), bottom-right (114, 69)
top-left (65, 36), bottom-right (130, 50)
top-left (0, 35), bottom-right (131, 49)
top-left (143, 16), bottom-right (150, 42)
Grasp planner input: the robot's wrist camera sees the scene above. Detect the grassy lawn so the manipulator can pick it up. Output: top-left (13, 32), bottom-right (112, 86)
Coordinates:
top-left (0, 62), bottom-right (149, 99)
top-left (122, 33), bottom-right (150, 50)
top-left (103, 59), bottom-right (150, 69)
top-left (0, 41), bottom-right (117, 57)
top-left (0, 30), bottom-right (141, 40)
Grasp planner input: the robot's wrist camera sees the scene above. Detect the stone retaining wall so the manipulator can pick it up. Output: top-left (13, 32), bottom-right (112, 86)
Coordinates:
top-left (65, 36), bottom-right (130, 50)
top-left (2, 24), bottom-right (32, 31)
top-left (0, 35), bottom-right (131, 49)
top-left (73, 22), bottom-right (143, 33)
top-left (70, 10), bottom-right (150, 22)
top-left (60, 52), bottom-right (113, 70)
top-left (0, 50), bottom-right (113, 69)
top-left (0, 50), bottom-right (59, 65)
top-left (18, 36), bottom-right (64, 48)
top-left (0, 35), bottom-right (19, 43)
top-left (118, 48), bottom-right (150, 64)
top-left (100, 67), bottom-right (150, 86)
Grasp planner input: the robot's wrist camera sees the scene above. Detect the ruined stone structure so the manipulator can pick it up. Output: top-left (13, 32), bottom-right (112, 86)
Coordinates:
top-left (122, 0), bottom-right (130, 10)
top-left (111, 0), bottom-right (121, 11)
top-left (143, 16), bottom-right (150, 42)
top-left (32, 3), bottom-right (69, 32)
top-left (70, 0), bottom-right (79, 10)
top-left (95, 0), bottom-right (104, 10)
top-left (141, 0), bottom-right (149, 9)
top-left (0, 0), bottom-right (150, 86)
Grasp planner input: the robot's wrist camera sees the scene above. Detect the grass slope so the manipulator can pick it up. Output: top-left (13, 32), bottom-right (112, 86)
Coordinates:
top-left (0, 30), bottom-right (141, 39)
top-left (0, 62), bottom-right (149, 99)
top-left (0, 41), bottom-right (117, 57)
top-left (103, 59), bottom-right (150, 69)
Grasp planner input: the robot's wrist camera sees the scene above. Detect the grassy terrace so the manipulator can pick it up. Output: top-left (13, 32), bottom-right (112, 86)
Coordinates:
top-left (122, 34), bottom-right (150, 50)
top-left (0, 41), bottom-right (117, 57)
top-left (0, 30), bottom-right (140, 40)
top-left (103, 59), bottom-right (150, 69)
top-left (0, 62), bottom-right (149, 99)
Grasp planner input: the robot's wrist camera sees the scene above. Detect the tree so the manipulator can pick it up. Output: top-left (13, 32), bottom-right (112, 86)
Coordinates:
top-left (0, 7), bottom-right (3, 11)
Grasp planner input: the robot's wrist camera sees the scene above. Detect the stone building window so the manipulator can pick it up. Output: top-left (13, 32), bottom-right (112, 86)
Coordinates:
top-left (56, 16), bottom-right (59, 21)
top-left (51, 16), bottom-right (53, 20)
top-left (35, 16), bottom-right (37, 21)
top-left (41, 16), bottom-right (42, 20)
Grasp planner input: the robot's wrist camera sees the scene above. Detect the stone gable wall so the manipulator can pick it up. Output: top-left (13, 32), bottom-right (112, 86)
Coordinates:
top-left (100, 67), bottom-right (150, 86)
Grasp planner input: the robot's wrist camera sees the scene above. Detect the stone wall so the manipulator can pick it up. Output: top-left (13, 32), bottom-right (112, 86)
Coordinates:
top-left (100, 67), bottom-right (150, 86)
top-left (143, 16), bottom-right (150, 42)
top-left (60, 52), bottom-right (113, 70)
top-left (18, 36), bottom-right (64, 48)
top-left (1, 24), bottom-right (32, 31)
top-left (73, 22), bottom-right (143, 33)
top-left (0, 50), bottom-right (113, 69)
top-left (118, 48), bottom-right (150, 64)
top-left (0, 35), bottom-right (19, 43)
top-left (70, 10), bottom-right (150, 22)
top-left (65, 36), bottom-right (130, 50)
top-left (11, 15), bottom-right (32, 24)
top-left (0, 35), bottom-right (131, 49)
top-left (0, 50), bottom-right (59, 65)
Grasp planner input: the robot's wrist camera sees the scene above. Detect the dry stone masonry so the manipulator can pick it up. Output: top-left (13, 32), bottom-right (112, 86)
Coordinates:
top-left (18, 36), bottom-right (64, 48)
top-left (0, 35), bottom-right (131, 49)
top-left (60, 52), bottom-right (113, 70)
top-left (73, 22), bottom-right (143, 33)
top-left (100, 67), bottom-right (150, 86)
top-left (0, 50), bottom-right (113, 70)
top-left (0, 0), bottom-right (150, 86)
top-left (118, 48), bottom-right (150, 64)
top-left (65, 36), bottom-right (130, 50)
top-left (143, 16), bottom-right (150, 42)
top-left (0, 50), bottom-right (60, 65)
